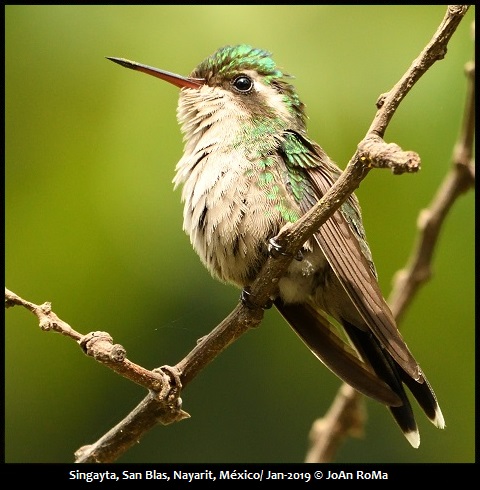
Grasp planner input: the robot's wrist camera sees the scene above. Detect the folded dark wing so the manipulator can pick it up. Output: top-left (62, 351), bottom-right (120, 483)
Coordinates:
top-left (281, 131), bottom-right (421, 381)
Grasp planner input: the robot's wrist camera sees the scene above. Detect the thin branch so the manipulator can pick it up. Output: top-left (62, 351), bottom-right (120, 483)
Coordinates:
top-left (307, 8), bottom-right (474, 463)
top-left (305, 385), bottom-right (364, 464)
top-left (5, 288), bottom-right (172, 394)
top-left (368, 5), bottom-right (471, 138)
top-left (390, 33), bottom-right (475, 321)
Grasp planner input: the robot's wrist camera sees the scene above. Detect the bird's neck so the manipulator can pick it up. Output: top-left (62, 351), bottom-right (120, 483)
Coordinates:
top-left (173, 86), bottom-right (303, 190)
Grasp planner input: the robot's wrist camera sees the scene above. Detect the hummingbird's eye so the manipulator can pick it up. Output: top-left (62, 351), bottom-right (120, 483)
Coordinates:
top-left (232, 75), bottom-right (253, 93)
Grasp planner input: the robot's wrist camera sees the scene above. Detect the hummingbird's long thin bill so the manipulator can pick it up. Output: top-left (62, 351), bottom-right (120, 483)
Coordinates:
top-left (107, 57), bottom-right (205, 89)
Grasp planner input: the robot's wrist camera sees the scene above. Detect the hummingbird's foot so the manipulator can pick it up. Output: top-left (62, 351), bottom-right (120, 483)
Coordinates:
top-left (241, 287), bottom-right (273, 310)
top-left (268, 237), bottom-right (303, 261)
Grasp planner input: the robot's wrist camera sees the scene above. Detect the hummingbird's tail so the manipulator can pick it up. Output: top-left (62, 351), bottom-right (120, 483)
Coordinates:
top-left (398, 366), bottom-right (446, 431)
top-left (341, 320), bottom-right (445, 446)
top-left (342, 321), bottom-right (420, 447)
top-left (274, 299), bottom-right (444, 447)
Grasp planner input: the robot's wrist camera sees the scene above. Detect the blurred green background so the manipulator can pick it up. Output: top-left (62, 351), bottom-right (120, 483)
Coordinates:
top-left (5, 6), bottom-right (474, 463)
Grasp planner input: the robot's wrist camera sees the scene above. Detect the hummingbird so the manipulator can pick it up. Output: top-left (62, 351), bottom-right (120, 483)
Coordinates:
top-left (108, 44), bottom-right (444, 447)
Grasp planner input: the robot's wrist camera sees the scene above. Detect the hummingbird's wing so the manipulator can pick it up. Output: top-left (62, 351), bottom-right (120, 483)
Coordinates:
top-left (277, 131), bottom-right (444, 443)
top-left (280, 130), bottom-right (420, 380)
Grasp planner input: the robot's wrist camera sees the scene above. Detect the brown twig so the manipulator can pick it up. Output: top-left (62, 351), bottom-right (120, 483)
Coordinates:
top-left (306, 7), bottom-right (474, 463)
top-left (305, 385), bottom-right (364, 464)
top-left (389, 37), bottom-right (475, 322)
top-left (5, 288), bottom-right (173, 394)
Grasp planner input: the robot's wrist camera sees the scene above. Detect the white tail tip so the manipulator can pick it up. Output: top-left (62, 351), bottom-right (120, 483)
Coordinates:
top-left (405, 429), bottom-right (421, 448)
